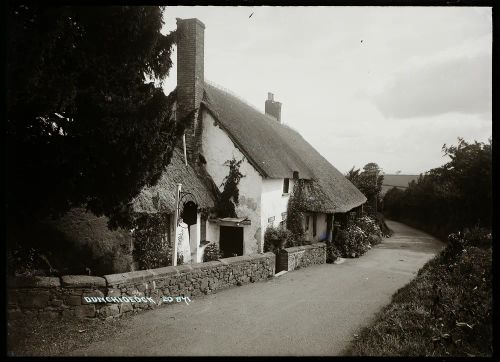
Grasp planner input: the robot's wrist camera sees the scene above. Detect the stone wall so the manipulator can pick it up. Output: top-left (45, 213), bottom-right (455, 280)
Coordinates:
top-left (276, 243), bottom-right (326, 273)
top-left (7, 252), bottom-right (275, 321)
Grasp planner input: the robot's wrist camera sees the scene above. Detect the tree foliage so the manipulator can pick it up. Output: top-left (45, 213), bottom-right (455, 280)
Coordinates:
top-left (346, 162), bottom-right (384, 214)
top-left (383, 138), bottom-right (492, 239)
top-left (6, 5), bottom-right (186, 232)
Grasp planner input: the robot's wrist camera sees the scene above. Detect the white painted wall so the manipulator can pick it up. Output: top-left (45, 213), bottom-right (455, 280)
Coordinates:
top-left (260, 178), bottom-right (294, 244)
top-left (205, 221), bottom-right (219, 246)
top-left (201, 111), bottom-right (263, 254)
top-left (189, 213), bottom-right (201, 263)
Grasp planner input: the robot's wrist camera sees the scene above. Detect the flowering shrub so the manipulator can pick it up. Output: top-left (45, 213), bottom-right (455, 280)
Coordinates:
top-left (355, 216), bottom-right (383, 245)
top-left (335, 225), bottom-right (370, 258)
top-left (264, 226), bottom-right (294, 253)
top-left (203, 243), bottom-right (222, 262)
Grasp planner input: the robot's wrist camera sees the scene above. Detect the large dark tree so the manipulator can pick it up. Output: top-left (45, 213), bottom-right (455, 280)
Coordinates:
top-left (6, 5), bottom-right (187, 233)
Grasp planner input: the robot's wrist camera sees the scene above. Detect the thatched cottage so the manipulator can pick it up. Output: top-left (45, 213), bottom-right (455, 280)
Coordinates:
top-left (140, 18), bottom-right (367, 262)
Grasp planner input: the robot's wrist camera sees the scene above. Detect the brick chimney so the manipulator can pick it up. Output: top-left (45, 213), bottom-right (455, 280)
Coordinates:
top-left (265, 92), bottom-right (282, 123)
top-left (176, 18), bottom-right (205, 163)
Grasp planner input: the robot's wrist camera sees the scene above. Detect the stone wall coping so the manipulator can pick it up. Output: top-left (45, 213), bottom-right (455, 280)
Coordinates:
top-left (104, 270), bottom-right (155, 286)
top-left (218, 252), bottom-right (274, 265)
top-left (9, 252), bottom-right (278, 291)
top-left (61, 275), bottom-right (106, 288)
top-left (7, 276), bottom-right (60, 288)
top-left (284, 242), bottom-right (326, 254)
top-left (150, 266), bottom-right (179, 278)
top-left (190, 260), bottom-right (222, 270)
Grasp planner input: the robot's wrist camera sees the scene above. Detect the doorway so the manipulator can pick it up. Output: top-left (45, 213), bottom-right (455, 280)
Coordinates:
top-left (219, 226), bottom-right (244, 258)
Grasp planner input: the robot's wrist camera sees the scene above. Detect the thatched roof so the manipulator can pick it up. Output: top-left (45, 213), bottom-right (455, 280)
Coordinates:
top-left (202, 82), bottom-right (366, 214)
top-left (132, 148), bottom-right (216, 214)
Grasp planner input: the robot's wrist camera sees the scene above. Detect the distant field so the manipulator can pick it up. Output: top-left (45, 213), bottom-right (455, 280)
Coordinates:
top-left (381, 175), bottom-right (419, 195)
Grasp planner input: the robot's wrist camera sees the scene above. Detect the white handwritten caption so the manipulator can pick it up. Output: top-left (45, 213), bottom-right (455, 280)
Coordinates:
top-left (83, 296), bottom-right (192, 305)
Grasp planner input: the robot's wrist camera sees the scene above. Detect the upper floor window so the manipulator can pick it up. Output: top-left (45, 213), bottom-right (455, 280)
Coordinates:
top-left (283, 178), bottom-right (290, 194)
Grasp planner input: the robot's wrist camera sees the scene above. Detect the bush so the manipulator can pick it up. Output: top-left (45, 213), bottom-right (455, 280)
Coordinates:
top-left (443, 226), bottom-right (492, 261)
top-left (335, 225), bottom-right (370, 258)
top-left (6, 208), bottom-right (134, 276)
top-left (373, 212), bottom-right (393, 237)
top-left (326, 242), bottom-right (341, 263)
top-left (264, 226), bottom-right (294, 253)
top-left (132, 213), bottom-right (173, 270)
top-left (203, 243), bottom-right (222, 262)
top-left (7, 246), bottom-right (38, 277)
top-left (347, 236), bottom-right (492, 356)
top-left (355, 215), bottom-right (383, 245)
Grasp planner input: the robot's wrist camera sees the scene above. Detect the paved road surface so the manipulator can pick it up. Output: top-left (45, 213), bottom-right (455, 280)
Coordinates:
top-left (69, 220), bottom-right (444, 356)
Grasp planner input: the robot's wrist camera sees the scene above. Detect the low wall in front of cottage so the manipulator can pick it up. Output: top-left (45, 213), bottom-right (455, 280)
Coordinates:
top-left (7, 252), bottom-right (275, 321)
top-left (276, 242), bottom-right (326, 273)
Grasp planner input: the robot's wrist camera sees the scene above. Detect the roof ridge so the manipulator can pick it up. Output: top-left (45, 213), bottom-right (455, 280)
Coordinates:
top-left (204, 80), bottom-right (279, 123)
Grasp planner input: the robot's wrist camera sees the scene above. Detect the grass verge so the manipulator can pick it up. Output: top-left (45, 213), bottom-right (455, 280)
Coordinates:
top-left (345, 245), bottom-right (492, 356)
top-left (7, 314), bottom-right (130, 356)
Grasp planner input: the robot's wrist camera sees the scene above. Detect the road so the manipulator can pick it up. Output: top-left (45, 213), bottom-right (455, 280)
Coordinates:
top-left (68, 220), bottom-right (444, 356)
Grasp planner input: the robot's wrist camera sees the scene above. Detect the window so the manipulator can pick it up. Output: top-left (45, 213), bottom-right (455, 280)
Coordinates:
top-left (283, 178), bottom-right (290, 194)
top-left (305, 215), bottom-right (310, 231)
top-left (267, 216), bottom-right (275, 228)
top-left (200, 217), bottom-right (207, 243)
top-left (312, 214), bottom-right (317, 237)
top-left (348, 211), bottom-right (356, 225)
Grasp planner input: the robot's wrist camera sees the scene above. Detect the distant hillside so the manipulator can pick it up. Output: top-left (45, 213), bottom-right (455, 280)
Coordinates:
top-left (381, 174), bottom-right (419, 195)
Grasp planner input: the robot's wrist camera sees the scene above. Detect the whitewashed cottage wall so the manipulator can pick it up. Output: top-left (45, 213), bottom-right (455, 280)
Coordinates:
top-left (201, 111), bottom-right (263, 254)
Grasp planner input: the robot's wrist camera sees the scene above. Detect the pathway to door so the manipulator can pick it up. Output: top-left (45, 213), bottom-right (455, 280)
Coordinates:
top-left (68, 220), bottom-right (444, 356)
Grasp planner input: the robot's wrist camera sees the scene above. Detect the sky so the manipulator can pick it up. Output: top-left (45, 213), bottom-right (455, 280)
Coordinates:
top-left (160, 6), bottom-right (492, 175)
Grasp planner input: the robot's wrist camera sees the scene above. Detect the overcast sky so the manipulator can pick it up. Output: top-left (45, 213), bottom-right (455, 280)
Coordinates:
top-left (161, 6), bottom-right (492, 175)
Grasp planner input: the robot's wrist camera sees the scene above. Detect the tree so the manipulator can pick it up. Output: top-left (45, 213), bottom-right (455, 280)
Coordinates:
top-left (6, 5), bottom-right (188, 234)
top-left (346, 163), bottom-right (384, 214)
top-left (382, 138), bottom-right (492, 238)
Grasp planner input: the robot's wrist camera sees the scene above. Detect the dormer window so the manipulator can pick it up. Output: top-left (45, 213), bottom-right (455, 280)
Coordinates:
top-left (283, 178), bottom-right (290, 194)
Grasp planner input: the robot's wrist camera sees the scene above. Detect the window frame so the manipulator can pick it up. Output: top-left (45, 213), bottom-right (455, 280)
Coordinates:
top-left (282, 178), bottom-right (290, 194)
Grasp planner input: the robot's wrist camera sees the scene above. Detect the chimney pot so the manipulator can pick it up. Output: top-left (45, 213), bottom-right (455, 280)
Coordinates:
top-left (268, 92), bottom-right (274, 101)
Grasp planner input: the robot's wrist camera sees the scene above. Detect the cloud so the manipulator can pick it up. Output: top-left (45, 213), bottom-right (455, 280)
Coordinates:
top-left (373, 53), bottom-right (491, 119)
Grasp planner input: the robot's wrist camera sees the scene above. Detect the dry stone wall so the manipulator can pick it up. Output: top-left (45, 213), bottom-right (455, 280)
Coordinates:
top-left (7, 252), bottom-right (275, 321)
top-left (276, 243), bottom-right (326, 273)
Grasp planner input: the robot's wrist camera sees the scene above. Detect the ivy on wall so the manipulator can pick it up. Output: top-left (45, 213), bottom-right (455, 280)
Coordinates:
top-left (286, 179), bottom-right (307, 244)
top-left (131, 213), bottom-right (182, 270)
top-left (215, 157), bottom-right (245, 218)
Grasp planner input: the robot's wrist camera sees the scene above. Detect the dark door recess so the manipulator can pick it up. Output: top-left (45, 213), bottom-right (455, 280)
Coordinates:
top-left (219, 226), bottom-right (244, 258)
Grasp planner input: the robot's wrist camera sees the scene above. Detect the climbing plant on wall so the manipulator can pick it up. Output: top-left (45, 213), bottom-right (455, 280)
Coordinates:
top-left (132, 213), bottom-right (172, 270)
top-left (215, 157), bottom-right (245, 218)
top-left (286, 179), bottom-right (307, 245)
